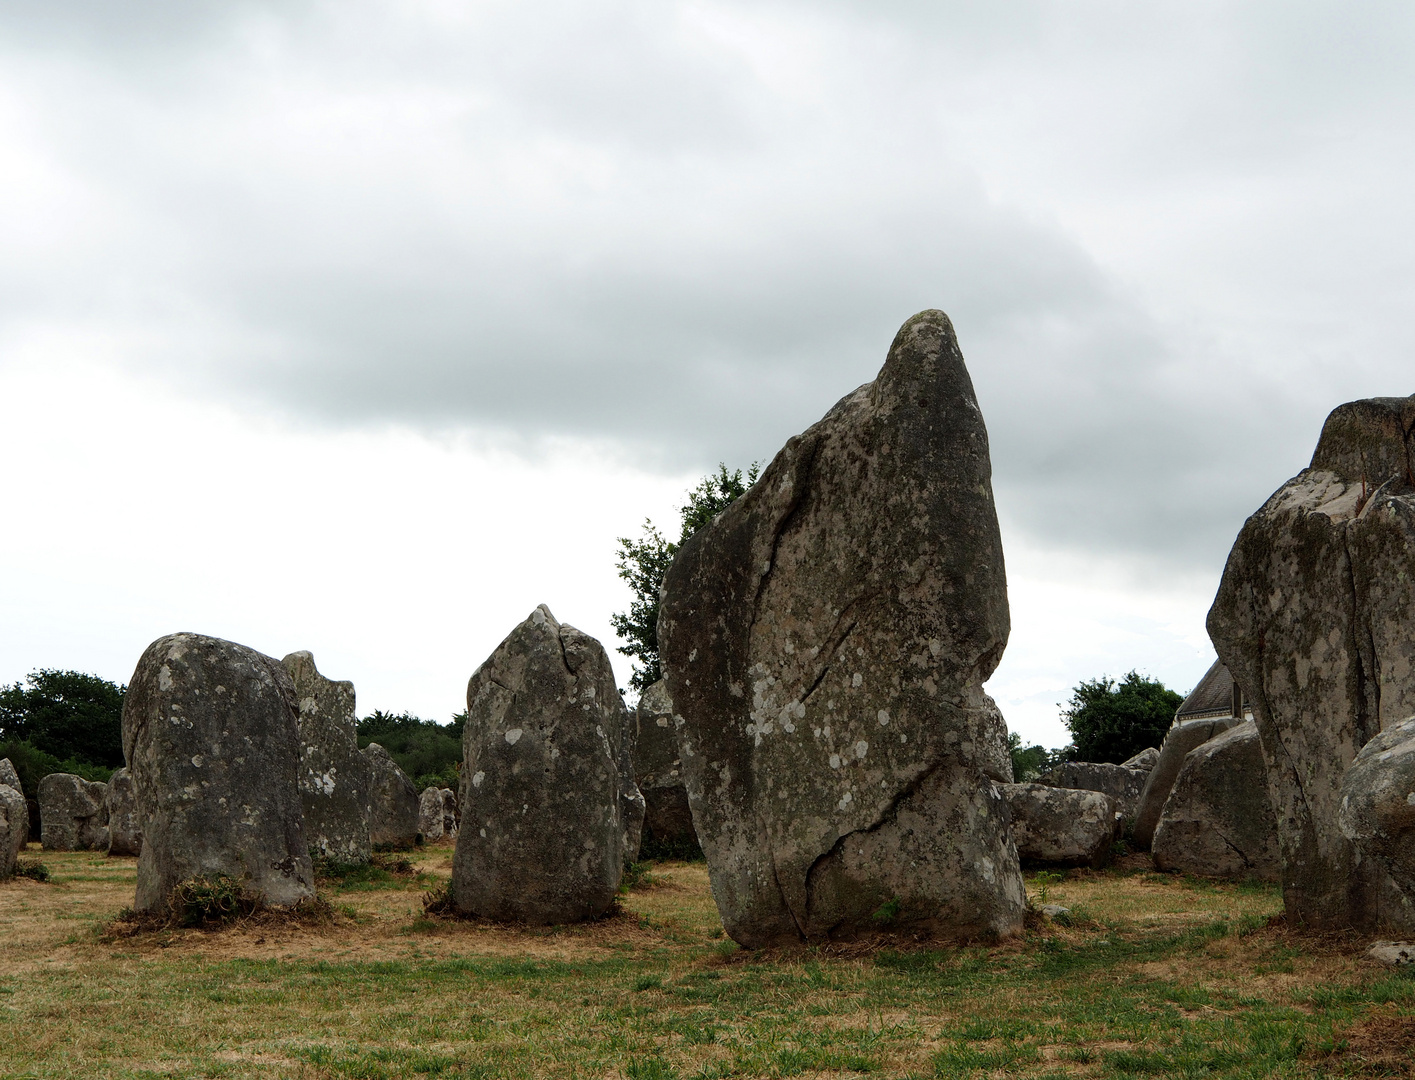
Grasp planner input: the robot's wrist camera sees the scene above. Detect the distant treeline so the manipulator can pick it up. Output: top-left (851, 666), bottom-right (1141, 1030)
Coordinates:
top-left (356, 709), bottom-right (465, 793)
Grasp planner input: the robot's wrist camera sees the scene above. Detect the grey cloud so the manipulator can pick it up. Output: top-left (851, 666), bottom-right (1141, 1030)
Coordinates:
top-left (1, 1), bottom-right (1411, 576)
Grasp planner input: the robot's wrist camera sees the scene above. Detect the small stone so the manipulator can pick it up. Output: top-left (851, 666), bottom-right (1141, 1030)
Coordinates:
top-left (1122, 747), bottom-right (1160, 771)
top-left (104, 768), bottom-right (142, 857)
top-left (1368, 941), bottom-right (1415, 966)
top-left (1003, 783), bottom-right (1115, 868)
top-left (362, 743), bottom-right (419, 849)
top-left (1039, 903), bottom-right (1071, 919)
top-left (38, 773), bottom-right (108, 851)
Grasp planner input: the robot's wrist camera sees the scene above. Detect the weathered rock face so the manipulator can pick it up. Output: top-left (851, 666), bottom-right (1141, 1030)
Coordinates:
top-left (1339, 716), bottom-right (1415, 901)
top-left (452, 606), bottom-right (635, 922)
top-left (0, 758), bottom-right (21, 794)
top-left (634, 680), bottom-right (697, 852)
top-left (104, 767), bottom-right (142, 857)
top-left (1123, 747), bottom-right (1160, 771)
top-left (1133, 718), bottom-right (1241, 849)
top-left (0, 784), bottom-right (28, 878)
top-left (1040, 762), bottom-right (1148, 831)
top-left (1152, 721), bottom-right (1280, 881)
top-left (362, 742), bottom-right (419, 849)
top-left (658, 310), bottom-right (1023, 947)
top-left (38, 773), bottom-right (108, 851)
top-left (1209, 395), bottom-right (1415, 932)
top-left (419, 786), bottom-right (458, 841)
top-left (122, 633), bottom-right (314, 914)
top-left (1002, 783), bottom-right (1115, 869)
top-left (282, 651), bottom-right (371, 864)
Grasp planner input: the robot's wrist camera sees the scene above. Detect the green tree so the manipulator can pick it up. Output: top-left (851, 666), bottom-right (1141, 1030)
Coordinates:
top-left (0, 669), bottom-right (126, 769)
top-left (356, 709), bottom-right (463, 791)
top-left (1059, 671), bottom-right (1183, 764)
top-left (1007, 732), bottom-right (1054, 781)
top-left (611, 463), bottom-right (759, 692)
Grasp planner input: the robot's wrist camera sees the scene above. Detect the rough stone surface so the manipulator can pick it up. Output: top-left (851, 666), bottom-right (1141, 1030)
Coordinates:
top-left (1002, 783), bottom-right (1115, 868)
top-left (1339, 716), bottom-right (1415, 902)
top-left (658, 310), bottom-right (1024, 947)
top-left (1209, 395), bottom-right (1415, 932)
top-left (362, 742), bottom-right (419, 849)
top-left (1133, 718), bottom-right (1241, 849)
top-left (452, 606), bottom-right (636, 923)
top-left (419, 787), bottom-right (458, 841)
top-left (1123, 747), bottom-right (1161, 771)
top-left (1040, 762), bottom-right (1148, 830)
top-left (1368, 941), bottom-right (1415, 966)
top-left (634, 680), bottom-right (697, 851)
top-left (38, 773), bottom-right (108, 851)
top-left (0, 758), bottom-right (21, 794)
top-left (1152, 721), bottom-right (1280, 881)
top-left (104, 767), bottom-right (142, 857)
top-left (0, 784), bottom-right (27, 878)
top-left (282, 652), bottom-right (371, 864)
top-left (615, 698), bottom-right (645, 865)
top-left (122, 632), bottom-right (314, 914)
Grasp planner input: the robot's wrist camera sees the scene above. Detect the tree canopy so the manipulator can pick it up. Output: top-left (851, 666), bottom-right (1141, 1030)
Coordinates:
top-left (1059, 671), bottom-right (1183, 764)
top-left (611, 463), bottom-right (759, 692)
top-left (0, 669), bottom-right (125, 768)
top-left (356, 709), bottom-right (466, 792)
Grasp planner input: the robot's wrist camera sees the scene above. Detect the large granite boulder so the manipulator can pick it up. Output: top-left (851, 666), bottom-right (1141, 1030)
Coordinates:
top-left (1339, 716), bottom-right (1415, 901)
top-left (634, 680), bottom-right (697, 854)
top-left (0, 783), bottom-right (27, 878)
top-left (1152, 721), bottom-right (1280, 881)
top-left (104, 767), bottom-right (142, 857)
top-left (452, 606), bottom-right (637, 922)
top-left (1132, 718), bottom-right (1241, 849)
top-left (1002, 783), bottom-right (1115, 869)
top-left (1040, 762), bottom-right (1148, 831)
top-left (658, 310), bottom-right (1023, 947)
top-left (122, 633), bottom-right (314, 914)
top-left (1209, 395), bottom-right (1415, 932)
top-left (362, 742), bottom-right (419, 849)
top-left (1123, 747), bottom-right (1160, 771)
top-left (283, 651), bottom-right (371, 864)
top-left (38, 773), bottom-right (108, 851)
top-left (419, 786), bottom-right (458, 841)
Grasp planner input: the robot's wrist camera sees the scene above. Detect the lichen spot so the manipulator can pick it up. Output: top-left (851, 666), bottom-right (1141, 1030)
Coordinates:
top-left (837, 790), bottom-right (854, 810)
top-left (877, 709), bottom-right (890, 726)
top-left (158, 665), bottom-right (173, 691)
top-left (472, 771), bottom-right (486, 788)
top-left (852, 673), bottom-right (863, 688)
top-left (504, 728), bottom-right (524, 745)
top-left (854, 740), bottom-right (869, 760)
top-left (191, 755), bottom-right (204, 768)
top-left (829, 753), bottom-right (842, 769)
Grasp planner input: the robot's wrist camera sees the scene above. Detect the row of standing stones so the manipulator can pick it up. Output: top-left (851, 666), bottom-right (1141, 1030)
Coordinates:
top-left (2, 310), bottom-right (1413, 947)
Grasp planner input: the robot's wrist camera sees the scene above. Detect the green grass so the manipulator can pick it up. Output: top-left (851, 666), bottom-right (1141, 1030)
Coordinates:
top-left (3, 853), bottom-right (1413, 1077)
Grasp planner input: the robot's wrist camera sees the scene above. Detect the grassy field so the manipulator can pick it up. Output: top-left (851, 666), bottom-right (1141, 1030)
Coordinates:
top-left (2, 843), bottom-right (1414, 1079)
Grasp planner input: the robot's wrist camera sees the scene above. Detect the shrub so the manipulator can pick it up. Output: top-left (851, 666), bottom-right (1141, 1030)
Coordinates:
top-left (170, 875), bottom-right (257, 927)
top-left (1059, 671), bottom-right (1183, 764)
top-left (13, 859), bottom-right (50, 883)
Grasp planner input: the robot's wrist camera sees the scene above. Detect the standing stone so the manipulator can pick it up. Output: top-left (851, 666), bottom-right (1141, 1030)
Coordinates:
top-left (1039, 762), bottom-right (1148, 831)
top-left (282, 651), bottom-right (371, 864)
top-left (659, 310), bottom-right (1023, 947)
top-left (0, 783), bottom-right (28, 878)
top-left (441, 788), bottom-right (460, 838)
top-left (1339, 716), bottom-right (1415, 901)
top-left (1209, 395), bottom-right (1415, 932)
top-left (1002, 783), bottom-right (1115, 869)
top-left (122, 633), bottom-right (314, 914)
top-left (362, 742), bottom-right (419, 849)
top-left (634, 680), bottom-right (697, 854)
top-left (38, 773), bottom-right (109, 851)
top-left (452, 606), bottom-right (634, 923)
top-left (1152, 721), bottom-right (1280, 881)
top-left (420, 786), bottom-right (449, 841)
top-left (104, 767), bottom-right (143, 857)
top-left (0, 759), bottom-right (21, 794)
top-left (614, 697), bottom-right (646, 865)
top-left (1132, 718), bottom-right (1241, 849)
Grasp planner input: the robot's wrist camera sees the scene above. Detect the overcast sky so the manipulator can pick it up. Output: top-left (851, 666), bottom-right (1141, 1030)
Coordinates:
top-left (2, 1), bottom-right (1412, 748)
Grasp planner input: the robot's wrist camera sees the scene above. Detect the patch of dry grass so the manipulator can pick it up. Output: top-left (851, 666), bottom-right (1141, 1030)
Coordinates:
top-left (3, 846), bottom-right (1415, 1078)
